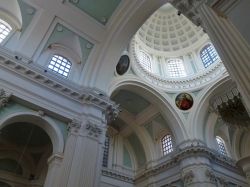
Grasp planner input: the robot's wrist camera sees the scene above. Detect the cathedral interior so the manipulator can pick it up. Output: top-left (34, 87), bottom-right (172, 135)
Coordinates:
top-left (0, 0), bottom-right (250, 186)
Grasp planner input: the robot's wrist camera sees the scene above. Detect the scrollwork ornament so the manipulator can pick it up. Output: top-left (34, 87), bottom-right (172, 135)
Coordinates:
top-left (85, 122), bottom-right (102, 138)
top-left (205, 169), bottom-right (216, 183)
top-left (182, 170), bottom-right (194, 185)
top-left (68, 119), bottom-right (81, 133)
top-left (0, 89), bottom-right (11, 109)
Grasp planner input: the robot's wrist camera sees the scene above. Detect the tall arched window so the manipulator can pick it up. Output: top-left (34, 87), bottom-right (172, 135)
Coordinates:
top-left (138, 51), bottom-right (152, 72)
top-left (48, 55), bottom-right (71, 78)
top-left (0, 19), bottom-right (12, 43)
top-left (216, 136), bottom-right (227, 156)
top-left (200, 44), bottom-right (220, 68)
top-left (166, 58), bottom-right (186, 78)
top-left (161, 134), bottom-right (173, 155)
top-left (102, 135), bottom-right (110, 167)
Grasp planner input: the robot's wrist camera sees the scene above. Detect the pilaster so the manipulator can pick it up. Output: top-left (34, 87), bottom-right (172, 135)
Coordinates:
top-left (58, 117), bottom-right (107, 187)
top-left (44, 154), bottom-right (63, 187)
top-left (180, 157), bottom-right (216, 187)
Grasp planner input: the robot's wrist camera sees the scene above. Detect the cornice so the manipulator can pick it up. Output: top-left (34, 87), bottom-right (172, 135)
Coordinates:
top-left (135, 144), bottom-right (240, 182)
top-left (0, 48), bottom-right (119, 120)
top-left (102, 168), bottom-right (134, 183)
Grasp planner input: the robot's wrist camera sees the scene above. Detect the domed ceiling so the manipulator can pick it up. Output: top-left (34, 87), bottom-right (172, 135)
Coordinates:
top-left (130, 3), bottom-right (226, 91)
top-left (136, 3), bottom-right (205, 52)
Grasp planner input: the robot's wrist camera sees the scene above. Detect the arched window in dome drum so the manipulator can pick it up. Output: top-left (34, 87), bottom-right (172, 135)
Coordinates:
top-left (216, 136), bottom-right (227, 156)
top-left (138, 51), bottom-right (152, 72)
top-left (166, 58), bottom-right (186, 78)
top-left (200, 44), bottom-right (220, 68)
top-left (48, 55), bottom-right (72, 78)
top-left (0, 19), bottom-right (12, 43)
top-left (161, 134), bottom-right (173, 155)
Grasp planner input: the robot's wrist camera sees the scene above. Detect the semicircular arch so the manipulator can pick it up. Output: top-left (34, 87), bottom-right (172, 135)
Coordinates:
top-left (0, 111), bottom-right (64, 154)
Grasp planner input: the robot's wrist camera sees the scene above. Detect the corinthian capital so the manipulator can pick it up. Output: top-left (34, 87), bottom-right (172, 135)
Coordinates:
top-left (0, 89), bottom-right (11, 109)
top-left (85, 122), bottom-right (102, 138)
top-left (68, 119), bottom-right (82, 133)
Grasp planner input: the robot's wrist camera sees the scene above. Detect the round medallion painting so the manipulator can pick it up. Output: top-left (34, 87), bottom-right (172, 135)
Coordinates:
top-left (175, 93), bottom-right (193, 110)
top-left (116, 55), bottom-right (130, 75)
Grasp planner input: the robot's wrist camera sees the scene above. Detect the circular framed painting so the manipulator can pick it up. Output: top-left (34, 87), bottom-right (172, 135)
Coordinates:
top-left (175, 93), bottom-right (193, 111)
top-left (116, 55), bottom-right (130, 75)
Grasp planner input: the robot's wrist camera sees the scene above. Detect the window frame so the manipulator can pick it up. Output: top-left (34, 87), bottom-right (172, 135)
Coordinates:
top-left (138, 50), bottom-right (152, 72)
top-left (47, 54), bottom-right (72, 78)
top-left (161, 134), bottom-right (174, 156)
top-left (216, 136), bottom-right (228, 156)
top-left (0, 18), bottom-right (13, 45)
top-left (166, 58), bottom-right (186, 78)
top-left (200, 44), bottom-right (220, 68)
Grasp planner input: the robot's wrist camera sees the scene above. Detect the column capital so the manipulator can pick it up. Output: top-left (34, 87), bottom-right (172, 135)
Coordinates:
top-left (0, 88), bottom-right (11, 109)
top-left (67, 119), bottom-right (82, 134)
top-left (181, 170), bottom-right (195, 186)
top-left (85, 121), bottom-right (103, 139)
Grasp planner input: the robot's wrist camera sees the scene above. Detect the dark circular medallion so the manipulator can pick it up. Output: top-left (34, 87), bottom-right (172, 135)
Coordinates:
top-left (175, 93), bottom-right (193, 110)
top-left (116, 55), bottom-right (130, 75)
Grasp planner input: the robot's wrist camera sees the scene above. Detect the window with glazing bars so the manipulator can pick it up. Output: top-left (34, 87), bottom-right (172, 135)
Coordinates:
top-left (0, 19), bottom-right (12, 43)
top-left (48, 55), bottom-right (71, 77)
top-left (139, 51), bottom-right (152, 71)
top-left (161, 135), bottom-right (173, 155)
top-left (216, 136), bottom-right (227, 156)
top-left (166, 59), bottom-right (186, 78)
top-left (200, 44), bottom-right (220, 68)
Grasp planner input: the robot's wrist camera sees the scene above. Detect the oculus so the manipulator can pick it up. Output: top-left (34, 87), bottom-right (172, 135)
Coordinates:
top-left (175, 93), bottom-right (193, 110)
top-left (116, 55), bottom-right (130, 75)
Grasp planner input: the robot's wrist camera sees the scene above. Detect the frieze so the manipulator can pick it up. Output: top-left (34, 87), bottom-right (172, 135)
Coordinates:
top-left (0, 48), bottom-right (119, 121)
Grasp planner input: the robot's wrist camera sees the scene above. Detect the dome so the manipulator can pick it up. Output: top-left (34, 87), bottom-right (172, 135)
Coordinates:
top-left (130, 3), bottom-right (226, 92)
top-left (136, 3), bottom-right (206, 52)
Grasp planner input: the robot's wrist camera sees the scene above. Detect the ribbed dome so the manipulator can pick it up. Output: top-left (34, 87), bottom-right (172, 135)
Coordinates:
top-left (136, 4), bottom-right (205, 52)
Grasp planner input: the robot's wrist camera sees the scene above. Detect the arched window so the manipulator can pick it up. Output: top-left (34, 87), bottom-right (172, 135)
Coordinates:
top-left (48, 55), bottom-right (71, 77)
top-left (161, 134), bottom-right (173, 155)
top-left (138, 51), bottom-right (152, 71)
top-left (166, 58), bottom-right (186, 78)
top-left (200, 44), bottom-right (220, 68)
top-left (102, 135), bottom-right (110, 167)
top-left (0, 19), bottom-right (12, 43)
top-left (216, 136), bottom-right (227, 156)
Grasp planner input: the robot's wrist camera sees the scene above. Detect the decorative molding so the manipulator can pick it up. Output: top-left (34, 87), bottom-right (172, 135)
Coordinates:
top-left (68, 119), bottom-right (82, 133)
top-left (211, 86), bottom-right (250, 129)
top-left (37, 110), bottom-right (45, 117)
top-left (102, 168), bottom-right (134, 183)
top-left (205, 169), bottom-right (216, 183)
top-left (0, 48), bottom-right (119, 120)
top-left (86, 122), bottom-right (102, 138)
top-left (135, 142), bottom-right (240, 182)
top-left (0, 88), bottom-right (11, 109)
top-left (182, 170), bottom-right (194, 185)
top-left (130, 39), bottom-right (227, 92)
